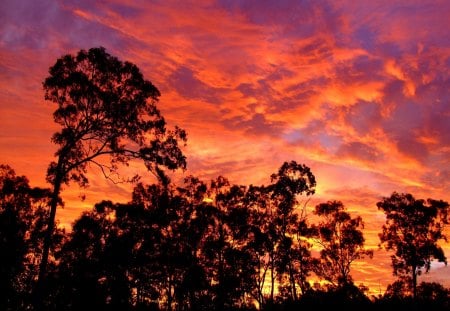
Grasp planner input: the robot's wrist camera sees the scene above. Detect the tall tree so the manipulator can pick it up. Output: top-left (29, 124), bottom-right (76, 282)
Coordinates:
top-left (241, 185), bottom-right (272, 308)
top-left (312, 201), bottom-right (373, 287)
top-left (172, 176), bottom-right (210, 310)
top-left (377, 192), bottom-right (449, 299)
top-left (267, 161), bottom-right (316, 302)
top-left (200, 176), bottom-right (241, 311)
top-left (38, 47), bottom-right (187, 299)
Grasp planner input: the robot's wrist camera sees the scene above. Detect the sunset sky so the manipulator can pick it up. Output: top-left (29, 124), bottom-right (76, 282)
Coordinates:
top-left (1, 0), bottom-right (449, 294)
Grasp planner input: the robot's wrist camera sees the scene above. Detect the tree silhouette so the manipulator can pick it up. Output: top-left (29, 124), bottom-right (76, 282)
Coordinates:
top-left (291, 217), bottom-right (315, 296)
top-left (267, 161), bottom-right (316, 302)
top-left (54, 207), bottom-right (113, 310)
top-left (199, 177), bottom-right (247, 310)
top-left (416, 281), bottom-right (449, 306)
top-left (377, 192), bottom-right (449, 299)
top-left (37, 47), bottom-right (187, 303)
top-left (240, 184), bottom-right (272, 308)
top-left (0, 165), bottom-right (53, 310)
top-left (378, 280), bottom-right (450, 310)
top-left (8, 153), bottom-right (450, 309)
top-left (311, 200), bottom-right (373, 287)
top-left (126, 182), bottom-right (196, 311)
top-left (173, 176), bottom-right (211, 310)
top-left (55, 178), bottom-right (214, 311)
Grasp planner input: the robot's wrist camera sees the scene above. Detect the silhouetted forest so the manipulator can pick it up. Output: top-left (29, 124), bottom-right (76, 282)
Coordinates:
top-left (1, 48), bottom-right (449, 310)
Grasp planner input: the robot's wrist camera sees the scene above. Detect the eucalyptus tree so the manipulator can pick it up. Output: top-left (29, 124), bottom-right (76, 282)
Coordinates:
top-left (200, 176), bottom-right (249, 310)
top-left (266, 161), bottom-right (316, 302)
top-left (54, 205), bottom-right (115, 311)
top-left (311, 201), bottom-right (373, 287)
top-left (377, 192), bottom-right (449, 299)
top-left (0, 165), bottom-right (52, 309)
top-left (172, 176), bottom-right (210, 310)
top-left (241, 184), bottom-right (272, 308)
top-left (38, 47), bottom-right (187, 296)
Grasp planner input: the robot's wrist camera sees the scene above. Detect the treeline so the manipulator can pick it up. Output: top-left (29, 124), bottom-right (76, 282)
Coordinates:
top-left (1, 162), bottom-right (449, 310)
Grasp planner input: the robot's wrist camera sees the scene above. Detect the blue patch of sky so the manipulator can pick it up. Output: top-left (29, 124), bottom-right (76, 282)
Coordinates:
top-left (347, 101), bottom-right (380, 135)
top-left (317, 132), bottom-right (340, 152)
top-left (282, 128), bottom-right (341, 153)
top-left (282, 129), bottom-right (303, 144)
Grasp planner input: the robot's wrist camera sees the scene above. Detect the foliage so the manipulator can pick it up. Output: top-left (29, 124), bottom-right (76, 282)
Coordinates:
top-left (37, 47), bottom-right (187, 303)
top-left (3, 161), bottom-right (450, 310)
top-left (311, 200), bottom-right (373, 287)
top-left (0, 165), bottom-right (59, 310)
top-left (44, 47), bottom-right (187, 187)
top-left (266, 161), bottom-right (316, 303)
top-left (377, 192), bottom-right (449, 299)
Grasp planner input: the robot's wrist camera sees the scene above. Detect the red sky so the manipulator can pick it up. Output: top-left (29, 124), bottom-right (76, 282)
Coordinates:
top-left (1, 0), bottom-right (449, 294)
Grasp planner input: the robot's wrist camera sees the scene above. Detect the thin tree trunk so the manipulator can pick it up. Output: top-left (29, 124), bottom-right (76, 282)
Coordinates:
top-left (34, 168), bottom-right (63, 310)
top-left (412, 265), bottom-right (417, 300)
top-left (288, 260), bottom-right (297, 301)
top-left (270, 252), bottom-right (274, 305)
top-left (217, 227), bottom-right (225, 311)
top-left (257, 262), bottom-right (267, 310)
top-left (167, 276), bottom-right (173, 311)
top-left (38, 185), bottom-right (59, 280)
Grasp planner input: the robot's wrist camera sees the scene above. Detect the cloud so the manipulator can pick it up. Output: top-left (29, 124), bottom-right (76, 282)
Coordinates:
top-left (336, 141), bottom-right (382, 163)
top-left (168, 66), bottom-right (227, 104)
top-left (222, 113), bottom-right (285, 137)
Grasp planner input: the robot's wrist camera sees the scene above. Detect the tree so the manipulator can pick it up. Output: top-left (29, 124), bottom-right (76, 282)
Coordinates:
top-left (54, 208), bottom-right (113, 311)
top-left (126, 182), bottom-right (193, 311)
top-left (37, 47), bottom-right (187, 300)
top-left (378, 281), bottom-right (450, 310)
top-left (267, 161), bottom-right (316, 302)
top-left (377, 192), bottom-right (449, 299)
top-left (200, 177), bottom-right (246, 311)
top-left (312, 201), bottom-right (373, 287)
top-left (241, 184), bottom-right (272, 308)
top-left (172, 176), bottom-right (211, 310)
top-left (416, 281), bottom-right (449, 306)
top-left (0, 165), bottom-right (52, 310)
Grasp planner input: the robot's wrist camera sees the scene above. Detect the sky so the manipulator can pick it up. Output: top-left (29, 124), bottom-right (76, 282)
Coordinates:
top-left (1, 0), bottom-right (449, 295)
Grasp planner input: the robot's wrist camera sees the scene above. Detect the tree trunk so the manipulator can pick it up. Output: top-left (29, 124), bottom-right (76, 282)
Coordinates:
top-left (288, 260), bottom-right (297, 301)
top-left (167, 278), bottom-right (173, 311)
top-left (257, 263), bottom-right (266, 310)
top-left (270, 252), bottom-right (274, 306)
top-left (412, 265), bottom-right (417, 300)
top-left (34, 165), bottom-right (63, 310)
top-left (217, 227), bottom-right (225, 311)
